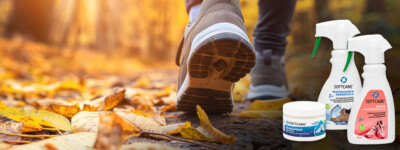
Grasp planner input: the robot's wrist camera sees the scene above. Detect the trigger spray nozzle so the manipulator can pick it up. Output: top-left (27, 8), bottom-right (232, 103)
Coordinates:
top-left (311, 37), bottom-right (321, 58)
top-left (343, 41), bottom-right (353, 72)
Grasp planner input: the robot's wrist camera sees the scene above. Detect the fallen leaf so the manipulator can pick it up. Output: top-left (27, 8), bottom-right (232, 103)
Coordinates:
top-left (0, 107), bottom-right (71, 131)
top-left (0, 101), bottom-right (7, 108)
top-left (134, 77), bottom-right (150, 88)
top-left (240, 110), bottom-right (282, 119)
top-left (71, 111), bottom-right (100, 133)
top-left (161, 122), bottom-right (188, 134)
top-left (100, 88), bottom-right (126, 111)
top-left (160, 103), bottom-right (176, 116)
top-left (249, 97), bottom-right (291, 110)
top-left (72, 111), bottom-right (162, 135)
top-left (131, 110), bottom-right (154, 117)
top-left (150, 116), bottom-right (166, 126)
top-left (196, 105), bottom-right (236, 144)
top-left (162, 121), bottom-right (210, 141)
top-left (233, 75), bottom-right (251, 102)
top-left (115, 111), bottom-right (163, 134)
top-left (136, 104), bottom-right (157, 114)
top-left (47, 104), bottom-right (81, 118)
top-left (161, 106), bottom-right (236, 144)
top-left (94, 112), bottom-right (141, 150)
top-left (119, 143), bottom-right (182, 150)
top-left (7, 115), bottom-right (55, 133)
top-left (0, 116), bottom-right (23, 142)
top-left (0, 142), bottom-right (11, 149)
top-left (56, 80), bottom-right (85, 93)
top-left (9, 132), bottom-right (96, 150)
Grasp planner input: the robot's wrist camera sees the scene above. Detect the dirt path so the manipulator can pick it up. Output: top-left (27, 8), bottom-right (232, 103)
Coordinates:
top-left (126, 100), bottom-right (399, 150)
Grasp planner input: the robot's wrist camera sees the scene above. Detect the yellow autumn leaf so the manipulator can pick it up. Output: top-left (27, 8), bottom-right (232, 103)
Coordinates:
top-left (7, 115), bottom-right (55, 132)
top-left (48, 104), bottom-right (81, 118)
top-left (162, 121), bottom-right (191, 135)
top-left (131, 110), bottom-right (154, 118)
top-left (162, 106), bottom-right (236, 144)
top-left (100, 88), bottom-right (126, 111)
top-left (180, 127), bottom-right (211, 141)
top-left (233, 75), bottom-right (251, 102)
top-left (56, 80), bottom-right (85, 92)
top-left (240, 110), bottom-right (282, 119)
top-left (9, 132), bottom-right (96, 150)
top-left (135, 77), bottom-right (150, 88)
top-left (94, 112), bottom-right (142, 150)
top-left (0, 101), bottom-right (6, 108)
top-left (249, 97), bottom-right (291, 110)
top-left (196, 105), bottom-right (236, 144)
top-left (0, 107), bottom-right (71, 131)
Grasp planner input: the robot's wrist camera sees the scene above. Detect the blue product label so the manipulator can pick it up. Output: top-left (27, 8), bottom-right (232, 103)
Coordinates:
top-left (283, 120), bottom-right (326, 137)
top-left (325, 76), bottom-right (355, 126)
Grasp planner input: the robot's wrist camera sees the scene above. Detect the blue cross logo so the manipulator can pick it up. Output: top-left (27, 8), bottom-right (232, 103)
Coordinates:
top-left (372, 91), bottom-right (379, 98)
top-left (340, 76), bottom-right (347, 83)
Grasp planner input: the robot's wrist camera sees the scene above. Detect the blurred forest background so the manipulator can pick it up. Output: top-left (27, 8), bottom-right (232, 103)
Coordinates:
top-left (0, 0), bottom-right (399, 101)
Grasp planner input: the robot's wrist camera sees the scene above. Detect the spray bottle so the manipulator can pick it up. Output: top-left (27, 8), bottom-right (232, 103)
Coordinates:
top-left (347, 35), bottom-right (395, 144)
top-left (312, 20), bottom-right (362, 130)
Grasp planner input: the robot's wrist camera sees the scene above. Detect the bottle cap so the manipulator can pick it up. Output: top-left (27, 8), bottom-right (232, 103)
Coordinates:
top-left (283, 101), bottom-right (325, 117)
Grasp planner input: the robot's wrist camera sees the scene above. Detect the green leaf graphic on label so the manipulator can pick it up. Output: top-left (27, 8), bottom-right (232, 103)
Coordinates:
top-left (359, 124), bottom-right (365, 131)
top-left (325, 104), bottom-right (330, 110)
top-left (323, 120), bottom-right (325, 124)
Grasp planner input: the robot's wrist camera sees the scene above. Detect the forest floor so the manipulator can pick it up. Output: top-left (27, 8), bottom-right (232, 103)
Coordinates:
top-left (0, 37), bottom-right (399, 150)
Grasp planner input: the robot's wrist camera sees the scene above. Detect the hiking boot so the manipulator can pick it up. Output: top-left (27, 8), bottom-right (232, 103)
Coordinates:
top-left (176, 0), bottom-right (255, 113)
top-left (247, 49), bottom-right (289, 100)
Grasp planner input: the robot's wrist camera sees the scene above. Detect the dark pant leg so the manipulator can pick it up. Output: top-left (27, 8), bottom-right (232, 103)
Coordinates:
top-left (185, 0), bottom-right (202, 13)
top-left (253, 0), bottom-right (297, 55)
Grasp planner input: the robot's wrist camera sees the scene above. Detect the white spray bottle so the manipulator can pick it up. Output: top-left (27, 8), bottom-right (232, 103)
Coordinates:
top-left (347, 35), bottom-right (395, 144)
top-left (312, 20), bottom-right (362, 130)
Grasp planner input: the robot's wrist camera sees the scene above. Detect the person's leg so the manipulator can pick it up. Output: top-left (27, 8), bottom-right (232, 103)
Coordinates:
top-left (253, 0), bottom-right (296, 55)
top-left (185, 0), bottom-right (202, 23)
top-left (247, 0), bottom-right (297, 100)
top-left (177, 0), bottom-right (255, 113)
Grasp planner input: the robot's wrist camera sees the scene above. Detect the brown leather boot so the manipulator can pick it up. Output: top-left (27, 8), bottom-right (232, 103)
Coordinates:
top-left (176, 0), bottom-right (255, 113)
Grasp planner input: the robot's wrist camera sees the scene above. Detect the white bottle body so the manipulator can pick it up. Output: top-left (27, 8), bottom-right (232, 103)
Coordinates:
top-left (317, 50), bottom-right (362, 130)
top-left (347, 64), bottom-right (395, 144)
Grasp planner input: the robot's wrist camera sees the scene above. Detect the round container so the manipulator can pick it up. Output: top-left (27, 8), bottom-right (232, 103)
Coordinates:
top-left (283, 101), bottom-right (326, 141)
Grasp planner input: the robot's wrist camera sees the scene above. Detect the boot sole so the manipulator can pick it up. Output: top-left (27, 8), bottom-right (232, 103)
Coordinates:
top-left (177, 23), bottom-right (255, 113)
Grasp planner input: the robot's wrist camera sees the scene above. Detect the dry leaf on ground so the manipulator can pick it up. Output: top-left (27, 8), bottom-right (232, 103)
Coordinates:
top-left (9, 132), bottom-right (96, 150)
top-left (0, 142), bottom-right (11, 149)
top-left (47, 104), bottom-right (81, 118)
top-left (100, 88), bottom-right (126, 111)
top-left (161, 122), bottom-right (187, 134)
top-left (115, 111), bottom-right (163, 134)
top-left (94, 112), bottom-right (141, 150)
top-left (7, 115), bottom-right (55, 133)
top-left (240, 110), bottom-right (282, 119)
top-left (72, 111), bottom-right (163, 135)
top-left (71, 111), bottom-right (100, 133)
top-left (0, 116), bottom-right (23, 142)
top-left (196, 105), bottom-right (236, 144)
top-left (0, 101), bottom-right (6, 108)
top-left (248, 97), bottom-right (291, 110)
top-left (162, 106), bottom-right (236, 144)
top-left (0, 107), bottom-right (71, 131)
top-left (119, 143), bottom-right (183, 150)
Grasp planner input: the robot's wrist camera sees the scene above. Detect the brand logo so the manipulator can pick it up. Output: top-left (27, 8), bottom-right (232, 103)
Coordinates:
top-left (340, 76), bottom-right (347, 83)
top-left (372, 91), bottom-right (379, 98)
top-left (359, 124), bottom-right (365, 131)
